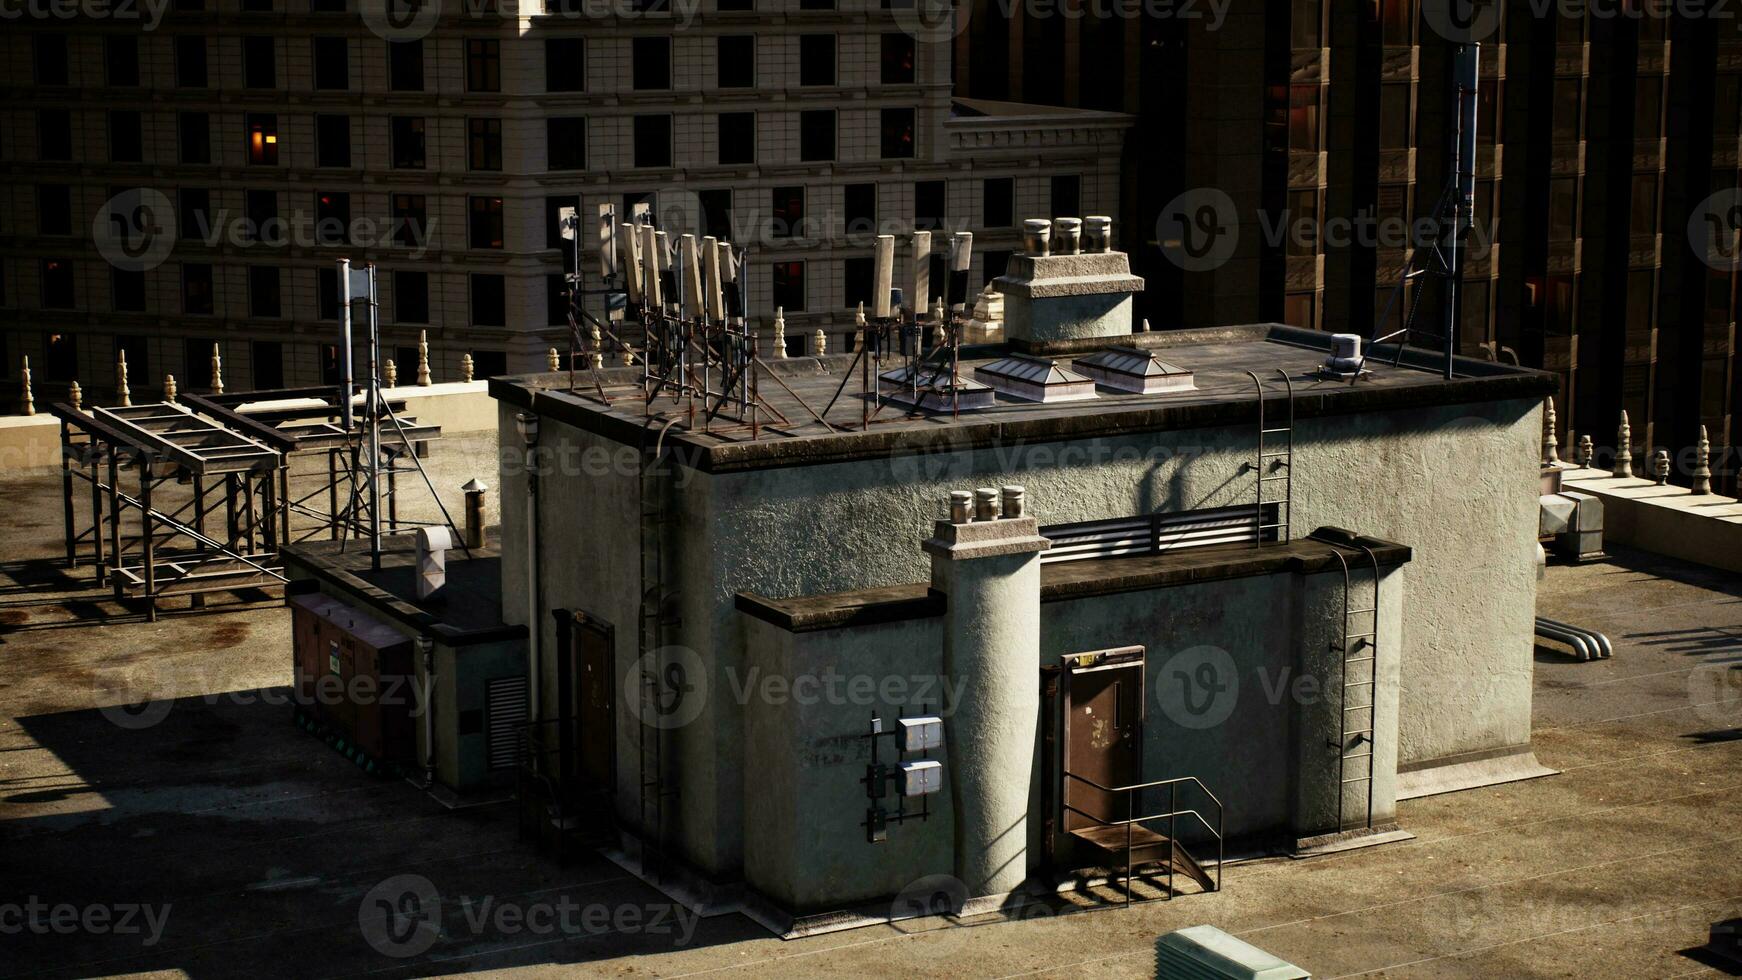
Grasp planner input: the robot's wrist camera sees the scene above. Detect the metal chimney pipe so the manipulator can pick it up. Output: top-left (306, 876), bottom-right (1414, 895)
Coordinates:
top-left (950, 490), bottom-right (973, 525)
top-left (1053, 218), bottom-right (1082, 255)
top-left (1084, 216), bottom-right (1113, 253)
top-left (1001, 485), bottom-right (1025, 519)
top-left (1023, 219), bottom-right (1052, 257)
top-left (462, 478), bottom-right (488, 549)
top-left (973, 487), bottom-right (998, 522)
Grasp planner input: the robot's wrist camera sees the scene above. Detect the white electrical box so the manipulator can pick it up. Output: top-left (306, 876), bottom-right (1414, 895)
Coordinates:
top-left (899, 716), bottom-right (944, 752)
top-left (899, 759), bottom-right (943, 796)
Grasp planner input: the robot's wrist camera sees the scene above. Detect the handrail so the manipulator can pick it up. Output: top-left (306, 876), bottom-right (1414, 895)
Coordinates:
top-left (1063, 770), bottom-right (1226, 811)
top-left (1060, 768), bottom-right (1225, 903)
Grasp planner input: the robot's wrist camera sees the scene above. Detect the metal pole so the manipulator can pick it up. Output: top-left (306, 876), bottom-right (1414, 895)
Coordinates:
top-left (1446, 43), bottom-right (1480, 381)
top-left (338, 258), bottom-right (355, 431)
top-left (366, 263), bottom-right (383, 570)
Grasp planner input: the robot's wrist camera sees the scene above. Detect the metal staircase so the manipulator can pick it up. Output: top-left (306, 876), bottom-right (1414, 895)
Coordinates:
top-left (1247, 369), bottom-right (1295, 545)
top-left (1311, 530), bottom-right (1382, 831)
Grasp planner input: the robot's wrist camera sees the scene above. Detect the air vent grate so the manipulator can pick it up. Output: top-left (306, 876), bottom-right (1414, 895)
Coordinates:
top-left (1040, 505), bottom-right (1280, 564)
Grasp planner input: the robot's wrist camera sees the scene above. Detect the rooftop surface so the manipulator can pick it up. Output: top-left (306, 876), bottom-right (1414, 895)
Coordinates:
top-left (0, 431), bottom-right (1736, 978)
top-left (283, 533), bottom-right (515, 640)
top-left (491, 325), bottom-right (1558, 473)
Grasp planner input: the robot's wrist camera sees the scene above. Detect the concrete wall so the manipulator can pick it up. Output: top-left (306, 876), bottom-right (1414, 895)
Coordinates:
top-left (1561, 465), bottom-right (1742, 575)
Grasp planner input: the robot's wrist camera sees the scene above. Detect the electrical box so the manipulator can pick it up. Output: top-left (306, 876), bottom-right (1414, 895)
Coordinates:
top-left (899, 759), bottom-right (943, 796)
top-left (899, 716), bottom-right (944, 752)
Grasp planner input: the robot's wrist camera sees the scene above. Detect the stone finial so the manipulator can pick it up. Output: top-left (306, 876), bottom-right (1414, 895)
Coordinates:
top-left (68, 380), bottom-right (82, 411)
top-left (589, 322), bottom-right (604, 369)
top-left (1023, 219), bottom-right (1052, 257)
top-left (384, 357), bottom-right (398, 387)
top-left (547, 347), bottom-right (561, 372)
top-left (211, 343), bottom-right (224, 394)
top-left (117, 351), bottom-right (131, 407)
top-left (1577, 433), bottom-right (1594, 469)
top-left (1053, 217), bottom-right (1083, 255)
top-left (416, 330), bottom-right (432, 386)
top-left (1139, 318), bottom-right (1152, 333)
top-left (812, 329), bottom-right (827, 358)
top-left (1654, 450), bottom-right (1670, 485)
top-left (1542, 397), bottom-right (1560, 464)
top-left (460, 352), bottom-right (475, 383)
top-left (973, 487), bottom-right (998, 522)
top-left (773, 307), bottom-right (788, 359)
top-left (1693, 425), bottom-right (1713, 495)
top-left (949, 490), bottom-right (973, 525)
top-left (163, 374), bottom-right (177, 404)
top-left (1613, 411), bottom-right (1633, 479)
top-left (1000, 485), bottom-right (1025, 519)
top-left (931, 297), bottom-right (947, 346)
top-left (19, 356), bottom-right (34, 416)
top-left (620, 348), bottom-right (635, 367)
top-left (855, 302), bottom-right (867, 330)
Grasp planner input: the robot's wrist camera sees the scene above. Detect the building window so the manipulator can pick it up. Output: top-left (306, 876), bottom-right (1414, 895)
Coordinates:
top-left (1636, 76), bottom-right (1663, 141)
top-left (316, 114), bottom-right (351, 167)
top-left (1552, 79), bottom-right (1581, 143)
top-left (109, 111), bottom-right (143, 163)
top-left (468, 117), bottom-right (503, 171)
top-left (175, 36), bottom-right (208, 88)
top-left (1548, 178), bottom-right (1577, 243)
top-left (471, 350), bottom-right (507, 379)
top-left (1289, 85), bottom-right (1321, 152)
top-left (881, 107), bottom-right (914, 159)
top-left (37, 185), bottom-right (72, 236)
top-left (1630, 174), bottom-right (1658, 239)
top-left (915, 180), bottom-right (946, 231)
top-left (249, 265), bottom-right (282, 318)
top-left (844, 183), bottom-right (877, 237)
top-left (718, 36), bottom-right (754, 88)
top-left (799, 34), bottom-right (835, 87)
top-left (318, 267), bottom-right (340, 320)
top-left (548, 117), bottom-right (587, 171)
top-left (469, 196), bottom-right (505, 249)
top-left (799, 110), bottom-right (835, 162)
top-left (982, 250), bottom-right (1011, 287)
top-left (700, 189), bottom-right (733, 241)
top-left (389, 39), bottom-right (424, 91)
top-left (772, 261), bottom-right (805, 312)
top-left (106, 36), bottom-right (140, 87)
top-left (113, 269), bottom-right (146, 312)
top-left (467, 39), bottom-right (501, 92)
top-left (718, 0), bottom-right (751, 9)
top-left (179, 112), bottom-right (211, 164)
top-left (35, 35), bottom-right (68, 85)
top-left (880, 33), bottom-right (914, 84)
top-left (844, 256), bottom-right (873, 309)
top-left (393, 194), bottom-right (428, 248)
top-left (1284, 291), bottom-right (1316, 331)
top-left (179, 189), bottom-right (212, 240)
top-left (394, 271), bottom-right (429, 323)
top-left (246, 189), bottom-right (277, 243)
top-left (1291, 0), bottom-right (1321, 49)
top-left (547, 274), bottom-right (570, 326)
top-left (982, 177), bottom-right (1013, 227)
top-left (247, 113), bottom-right (279, 165)
top-left (1286, 188), bottom-right (1318, 257)
top-left (772, 186), bottom-right (804, 239)
top-left (253, 341), bottom-right (284, 391)
top-left (38, 110), bottom-right (72, 161)
top-left (471, 274), bottom-right (506, 326)
top-left (244, 37), bottom-right (276, 89)
top-left (1378, 0), bottom-right (1412, 45)
top-left (315, 192), bottom-right (351, 245)
top-left (313, 37), bottom-right (349, 89)
top-left (1378, 84), bottom-right (1410, 150)
top-left (634, 115), bottom-right (673, 168)
top-left (391, 116), bottom-right (426, 169)
top-left (43, 333), bottom-right (78, 380)
top-left (183, 263), bottom-right (214, 315)
top-left (633, 36), bottom-right (671, 90)
top-left (546, 38), bottom-right (585, 91)
top-left (1050, 175), bottom-right (1080, 220)
top-left (718, 112), bottom-right (755, 165)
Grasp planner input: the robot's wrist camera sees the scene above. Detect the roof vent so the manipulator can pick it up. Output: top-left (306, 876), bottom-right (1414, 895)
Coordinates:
top-left (1071, 346), bottom-right (1196, 395)
top-left (973, 354), bottom-right (1099, 403)
top-left (877, 365), bottom-right (997, 412)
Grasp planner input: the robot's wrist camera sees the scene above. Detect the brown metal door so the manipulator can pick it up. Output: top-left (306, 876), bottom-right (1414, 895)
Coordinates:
top-left (575, 617), bottom-right (615, 790)
top-left (1063, 661), bottom-right (1143, 831)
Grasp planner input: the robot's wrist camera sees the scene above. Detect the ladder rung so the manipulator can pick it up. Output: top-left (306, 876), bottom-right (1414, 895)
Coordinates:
top-left (1347, 608), bottom-right (1377, 615)
top-left (1258, 522), bottom-right (1289, 530)
top-left (1346, 631), bottom-right (1376, 639)
top-left (1261, 427), bottom-right (1292, 434)
top-left (1341, 772), bottom-right (1373, 782)
top-left (1260, 451), bottom-right (1292, 458)
top-left (1260, 476), bottom-right (1291, 483)
top-left (1343, 656), bottom-right (1376, 665)
top-left (1345, 727), bottom-right (1373, 736)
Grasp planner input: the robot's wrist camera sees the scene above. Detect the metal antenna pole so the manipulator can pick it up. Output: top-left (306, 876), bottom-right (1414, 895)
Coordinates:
top-left (366, 262), bottom-right (383, 571)
top-left (338, 258), bottom-right (355, 432)
top-left (1445, 42), bottom-right (1480, 381)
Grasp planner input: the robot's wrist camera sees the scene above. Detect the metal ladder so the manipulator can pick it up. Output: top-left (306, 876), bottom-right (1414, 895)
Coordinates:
top-left (637, 421), bottom-right (680, 881)
top-left (1312, 531), bottom-right (1382, 831)
top-left (1248, 370), bottom-right (1295, 545)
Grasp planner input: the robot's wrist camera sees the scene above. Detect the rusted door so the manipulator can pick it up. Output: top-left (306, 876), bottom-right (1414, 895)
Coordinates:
top-left (575, 616), bottom-right (615, 790)
top-left (1063, 658), bottom-right (1143, 831)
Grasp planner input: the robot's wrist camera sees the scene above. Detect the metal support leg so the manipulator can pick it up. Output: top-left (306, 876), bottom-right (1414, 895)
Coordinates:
top-left (60, 420), bottom-right (76, 568)
top-left (140, 462), bottom-right (157, 623)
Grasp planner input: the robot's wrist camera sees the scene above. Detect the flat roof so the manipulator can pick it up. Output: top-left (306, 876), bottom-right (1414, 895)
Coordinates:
top-left (490, 324), bottom-right (1556, 474)
top-left (282, 532), bottom-right (521, 645)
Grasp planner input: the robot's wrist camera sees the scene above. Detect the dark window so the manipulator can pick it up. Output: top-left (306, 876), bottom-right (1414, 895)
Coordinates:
top-left (471, 274), bottom-right (506, 326)
top-left (175, 36), bottom-right (208, 88)
top-left (471, 350), bottom-right (507, 379)
top-left (249, 265), bottom-right (281, 318)
top-left (544, 197), bottom-right (570, 250)
top-left (184, 263), bottom-right (214, 315)
top-left (717, 0), bottom-right (751, 9)
top-left (392, 194), bottom-right (428, 248)
top-left (982, 249), bottom-right (1011, 287)
top-left (1292, 0), bottom-right (1321, 49)
top-left (318, 267), bottom-right (340, 320)
top-left (394, 271), bottom-right (429, 323)
top-left (37, 185), bottom-right (72, 236)
top-left (547, 274), bottom-right (570, 326)
top-left (320, 344), bottom-right (341, 385)
top-left (106, 36), bottom-right (140, 87)
top-left (843, 256), bottom-right (873, 309)
top-left (109, 111), bottom-right (143, 163)
top-left (1548, 177), bottom-right (1577, 243)
top-left (800, 110), bottom-right (835, 162)
top-left (718, 36), bottom-right (754, 87)
top-left (115, 337), bottom-right (148, 382)
top-left (982, 177), bottom-right (1014, 227)
top-left (772, 260), bottom-right (805, 312)
top-left (634, 115), bottom-right (672, 168)
top-left (242, 0), bottom-right (273, 10)
top-left (247, 113), bottom-right (279, 165)
top-left (179, 112), bottom-right (211, 164)
top-left (113, 269), bottom-right (146, 312)
top-left (800, 0), bottom-right (832, 8)
top-left (772, 186), bottom-right (804, 238)
top-left (548, 117), bottom-right (587, 170)
top-left (316, 114), bottom-right (351, 167)
top-left (179, 189), bottom-right (212, 240)
top-left (845, 183), bottom-right (876, 236)
top-left (184, 339), bottom-right (211, 387)
top-left (467, 39), bottom-right (500, 92)
top-left (43, 333), bottom-right (78, 381)
top-left (35, 35), bottom-right (68, 85)
top-left (313, 37), bottom-right (349, 90)
top-left (799, 34), bottom-right (835, 86)
top-left (1552, 78), bottom-right (1581, 143)
top-left (881, 107), bottom-right (914, 159)
top-left (633, 36), bottom-right (671, 90)
top-left (244, 37), bottom-right (276, 89)
top-left (38, 110), bottom-right (72, 161)
top-left (469, 196), bottom-right (505, 249)
top-left (718, 112), bottom-right (755, 165)
top-left (391, 117), bottom-right (426, 169)
top-left (253, 341), bottom-right (285, 391)
top-left (246, 189), bottom-right (278, 243)
top-left (700, 189), bottom-right (733, 241)
top-left (914, 180), bottom-right (946, 231)
top-left (468, 118), bottom-right (502, 171)
top-left (546, 38), bottom-right (585, 91)
top-left (1050, 174), bottom-right (1080, 217)
top-left (315, 192), bottom-right (351, 245)
top-left (881, 33), bottom-right (914, 84)
top-left (389, 40), bottom-right (424, 91)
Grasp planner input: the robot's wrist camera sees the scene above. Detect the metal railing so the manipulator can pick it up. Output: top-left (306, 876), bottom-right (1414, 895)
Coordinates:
top-left (1061, 771), bottom-right (1225, 906)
